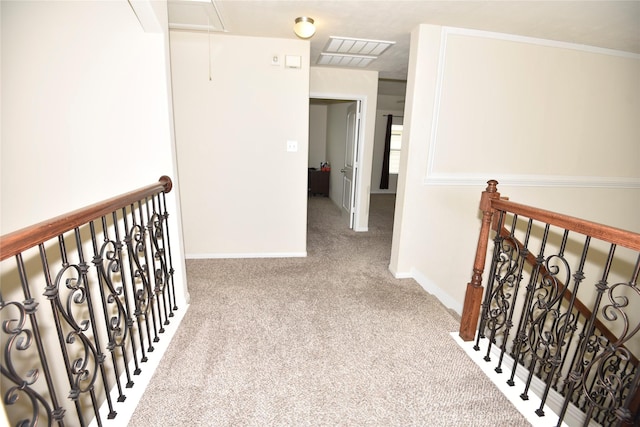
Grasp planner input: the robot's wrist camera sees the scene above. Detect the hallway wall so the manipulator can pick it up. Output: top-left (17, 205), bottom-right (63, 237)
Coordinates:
top-left (392, 25), bottom-right (640, 313)
top-left (170, 32), bottom-right (309, 258)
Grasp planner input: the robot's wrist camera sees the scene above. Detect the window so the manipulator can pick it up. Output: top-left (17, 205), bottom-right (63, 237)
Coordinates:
top-left (389, 124), bottom-right (403, 174)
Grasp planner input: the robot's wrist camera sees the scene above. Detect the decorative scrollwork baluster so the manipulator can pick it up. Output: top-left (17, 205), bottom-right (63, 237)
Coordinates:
top-left (1, 298), bottom-right (54, 427)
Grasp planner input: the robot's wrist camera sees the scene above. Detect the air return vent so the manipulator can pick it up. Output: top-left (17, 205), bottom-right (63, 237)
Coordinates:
top-left (317, 36), bottom-right (395, 68)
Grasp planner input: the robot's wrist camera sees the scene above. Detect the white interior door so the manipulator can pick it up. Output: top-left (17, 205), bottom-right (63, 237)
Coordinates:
top-left (341, 101), bottom-right (360, 228)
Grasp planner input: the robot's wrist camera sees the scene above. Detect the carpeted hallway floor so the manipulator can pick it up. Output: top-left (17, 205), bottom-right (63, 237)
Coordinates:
top-left (128, 195), bottom-right (530, 426)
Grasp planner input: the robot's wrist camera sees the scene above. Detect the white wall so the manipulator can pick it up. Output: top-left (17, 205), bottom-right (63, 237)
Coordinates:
top-left (1, 1), bottom-right (180, 232)
top-left (309, 104), bottom-right (328, 169)
top-left (310, 67), bottom-right (379, 231)
top-left (170, 32), bottom-right (309, 258)
top-left (1, 0), bottom-right (187, 295)
top-left (391, 25), bottom-right (640, 314)
top-left (1, 0), bottom-right (187, 423)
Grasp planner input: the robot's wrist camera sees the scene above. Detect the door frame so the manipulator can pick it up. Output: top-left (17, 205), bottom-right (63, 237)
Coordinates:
top-left (309, 92), bottom-right (368, 231)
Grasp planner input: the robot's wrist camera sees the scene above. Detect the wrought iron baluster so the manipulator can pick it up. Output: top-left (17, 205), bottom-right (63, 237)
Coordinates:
top-left (475, 210), bottom-right (506, 351)
top-left (110, 209), bottom-right (138, 386)
top-left (123, 204), bottom-right (151, 363)
top-left (160, 191), bottom-right (178, 314)
top-left (145, 199), bottom-right (166, 337)
top-left (582, 253), bottom-right (640, 426)
top-left (72, 227), bottom-right (115, 423)
top-left (557, 243), bottom-right (617, 426)
top-left (89, 219), bottom-right (126, 405)
top-left (508, 224), bottom-right (551, 388)
top-left (1, 253), bottom-right (65, 427)
top-left (495, 216), bottom-right (531, 374)
top-left (0, 176), bottom-right (178, 425)
top-left (149, 194), bottom-right (169, 329)
top-left (138, 199), bottom-right (160, 346)
top-left (534, 234), bottom-right (590, 417)
top-left (480, 214), bottom-right (521, 364)
top-left (551, 303), bottom-right (581, 393)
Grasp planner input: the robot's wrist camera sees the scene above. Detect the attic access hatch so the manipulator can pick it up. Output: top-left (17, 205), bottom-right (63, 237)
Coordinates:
top-left (168, 0), bottom-right (226, 32)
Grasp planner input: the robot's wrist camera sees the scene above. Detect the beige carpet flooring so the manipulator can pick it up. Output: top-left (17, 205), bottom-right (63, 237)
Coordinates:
top-left (128, 195), bottom-right (530, 426)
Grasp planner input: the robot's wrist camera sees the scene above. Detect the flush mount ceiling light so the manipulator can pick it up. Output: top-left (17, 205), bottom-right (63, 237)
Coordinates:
top-left (294, 16), bottom-right (316, 39)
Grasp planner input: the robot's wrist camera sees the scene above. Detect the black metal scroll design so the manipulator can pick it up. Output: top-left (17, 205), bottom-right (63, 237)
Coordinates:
top-left (478, 232), bottom-right (521, 357)
top-left (580, 279), bottom-right (639, 425)
top-left (529, 254), bottom-right (572, 360)
top-left (0, 297), bottom-right (54, 427)
top-left (147, 212), bottom-right (171, 329)
top-left (125, 224), bottom-right (154, 353)
top-left (53, 264), bottom-right (100, 405)
top-left (519, 253), bottom-right (572, 401)
top-left (95, 240), bottom-right (129, 352)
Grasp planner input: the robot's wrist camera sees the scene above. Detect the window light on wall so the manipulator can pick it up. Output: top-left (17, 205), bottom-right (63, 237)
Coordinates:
top-left (389, 124), bottom-right (403, 174)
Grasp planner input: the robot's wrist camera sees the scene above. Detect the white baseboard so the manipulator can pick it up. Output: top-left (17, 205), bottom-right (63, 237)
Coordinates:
top-left (452, 332), bottom-right (568, 427)
top-left (453, 333), bottom-right (596, 427)
top-left (394, 267), bottom-right (463, 315)
top-left (186, 252), bottom-right (308, 259)
top-left (93, 302), bottom-right (189, 427)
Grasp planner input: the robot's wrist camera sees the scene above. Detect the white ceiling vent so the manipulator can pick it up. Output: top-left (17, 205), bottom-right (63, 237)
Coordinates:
top-left (323, 36), bottom-right (395, 56)
top-left (317, 36), bottom-right (395, 69)
top-left (317, 53), bottom-right (376, 68)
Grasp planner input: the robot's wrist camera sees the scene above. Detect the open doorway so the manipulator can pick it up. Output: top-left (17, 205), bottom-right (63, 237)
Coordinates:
top-left (308, 97), bottom-right (362, 230)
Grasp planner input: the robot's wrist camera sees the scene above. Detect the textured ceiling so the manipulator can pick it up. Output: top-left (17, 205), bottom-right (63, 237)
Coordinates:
top-left (171, 1), bottom-right (640, 82)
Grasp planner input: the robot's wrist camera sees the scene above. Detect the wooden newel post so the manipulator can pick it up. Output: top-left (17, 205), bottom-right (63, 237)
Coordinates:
top-left (459, 180), bottom-right (500, 341)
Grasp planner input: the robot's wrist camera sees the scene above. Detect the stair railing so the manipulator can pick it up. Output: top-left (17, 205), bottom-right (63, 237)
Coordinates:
top-left (460, 180), bottom-right (639, 426)
top-left (0, 176), bottom-right (179, 426)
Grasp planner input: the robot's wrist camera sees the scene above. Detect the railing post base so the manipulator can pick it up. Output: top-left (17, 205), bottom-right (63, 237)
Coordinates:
top-left (459, 282), bottom-right (483, 341)
top-left (458, 180), bottom-right (499, 342)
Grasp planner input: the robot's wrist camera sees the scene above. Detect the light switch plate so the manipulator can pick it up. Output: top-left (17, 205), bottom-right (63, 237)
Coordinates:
top-left (287, 140), bottom-right (298, 152)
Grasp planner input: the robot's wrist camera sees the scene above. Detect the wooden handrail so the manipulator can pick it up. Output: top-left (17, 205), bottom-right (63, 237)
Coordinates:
top-left (491, 198), bottom-right (640, 252)
top-left (0, 176), bottom-right (173, 261)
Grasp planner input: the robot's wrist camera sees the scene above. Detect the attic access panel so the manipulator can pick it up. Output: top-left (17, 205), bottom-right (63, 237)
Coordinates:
top-left (168, 0), bottom-right (226, 32)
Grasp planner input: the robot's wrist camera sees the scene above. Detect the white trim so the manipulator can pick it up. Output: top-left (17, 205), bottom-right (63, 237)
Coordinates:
top-left (423, 26), bottom-right (640, 189)
top-left (423, 173), bottom-right (640, 188)
top-left (392, 267), bottom-right (463, 315)
top-left (309, 92), bottom-right (369, 233)
top-left (128, 0), bottom-right (163, 33)
top-left (186, 252), bottom-right (307, 259)
top-left (441, 26), bottom-right (640, 59)
top-left (453, 333), bottom-right (599, 427)
top-left (425, 27), bottom-right (449, 179)
top-left (452, 333), bottom-right (569, 427)
top-left (94, 303), bottom-right (189, 427)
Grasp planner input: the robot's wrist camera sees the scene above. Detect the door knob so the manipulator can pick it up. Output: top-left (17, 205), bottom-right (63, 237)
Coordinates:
top-left (340, 169), bottom-right (346, 173)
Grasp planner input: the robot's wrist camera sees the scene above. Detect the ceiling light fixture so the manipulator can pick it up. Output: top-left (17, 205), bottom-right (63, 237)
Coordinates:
top-left (294, 16), bottom-right (316, 39)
